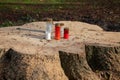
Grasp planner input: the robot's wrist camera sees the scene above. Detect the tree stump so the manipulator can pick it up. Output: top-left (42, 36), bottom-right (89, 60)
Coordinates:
top-left (85, 44), bottom-right (120, 80)
top-left (0, 48), bottom-right (68, 80)
top-left (59, 51), bottom-right (100, 80)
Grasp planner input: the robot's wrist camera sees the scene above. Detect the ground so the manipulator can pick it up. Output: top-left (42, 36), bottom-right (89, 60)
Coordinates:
top-left (0, 2), bottom-right (120, 31)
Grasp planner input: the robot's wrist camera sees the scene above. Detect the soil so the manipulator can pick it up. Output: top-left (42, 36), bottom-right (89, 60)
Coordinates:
top-left (0, 3), bottom-right (120, 31)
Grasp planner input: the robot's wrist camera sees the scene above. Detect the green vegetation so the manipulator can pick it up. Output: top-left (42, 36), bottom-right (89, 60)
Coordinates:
top-left (0, 0), bottom-right (120, 4)
top-left (1, 0), bottom-right (63, 3)
top-left (1, 20), bottom-right (13, 27)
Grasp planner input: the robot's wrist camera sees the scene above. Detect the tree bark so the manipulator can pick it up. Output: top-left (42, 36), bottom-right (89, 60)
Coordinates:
top-left (0, 48), bottom-right (68, 80)
top-left (59, 51), bottom-right (100, 80)
top-left (85, 44), bottom-right (120, 80)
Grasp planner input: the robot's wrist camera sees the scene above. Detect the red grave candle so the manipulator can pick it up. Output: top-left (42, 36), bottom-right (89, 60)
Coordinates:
top-left (64, 28), bottom-right (69, 39)
top-left (55, 23), bottom-right (60, 40)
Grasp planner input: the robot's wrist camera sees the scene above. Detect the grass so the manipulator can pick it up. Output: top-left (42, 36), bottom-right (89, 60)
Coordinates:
top-left (0, 0), bottom-right (120, 4)
top-left (0, 0), bottom-right (66, 4)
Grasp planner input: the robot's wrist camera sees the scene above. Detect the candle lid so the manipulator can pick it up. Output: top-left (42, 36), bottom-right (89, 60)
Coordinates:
top-left (46, 18), bottom-right (52, 21)
top-left (46, 18), bottom-right (53, 23)
top-left (60, 23), bottom-right (64, 26)
top-left (64, 27), bottom-right (69, 30)
top-left (55, 23), bottom-right (60, 26)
